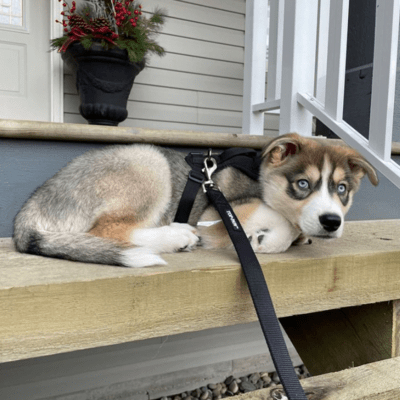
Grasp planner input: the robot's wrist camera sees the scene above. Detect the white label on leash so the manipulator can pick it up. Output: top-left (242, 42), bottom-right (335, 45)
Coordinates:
top-left (197, 220), bottom-right (222, 227)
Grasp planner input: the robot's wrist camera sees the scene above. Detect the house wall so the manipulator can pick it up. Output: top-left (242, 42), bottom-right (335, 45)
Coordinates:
top-left (63, 0), bottom-right (278, 136)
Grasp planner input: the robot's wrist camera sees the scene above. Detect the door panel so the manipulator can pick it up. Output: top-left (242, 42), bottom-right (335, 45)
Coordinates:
top-left (0, 1), bottom-right (51, 121)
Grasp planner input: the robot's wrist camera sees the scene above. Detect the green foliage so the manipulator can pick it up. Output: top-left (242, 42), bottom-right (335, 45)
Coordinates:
top-left (52, 0), bottom-right (166, 64)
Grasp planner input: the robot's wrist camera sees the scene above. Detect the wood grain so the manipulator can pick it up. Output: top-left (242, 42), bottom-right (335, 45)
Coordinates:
top-left (1, 119), bottom-right (399, 154)
top-left (392, 299), bottom-right (400, 357)
top-left (0, 118), bottom-right (272, 148)
top-left (235, 357), bottom-right (400, 400)
top-left (281, 302), bottom-right (393, 375)
top-left (1, 220), bottom-right (400, 363)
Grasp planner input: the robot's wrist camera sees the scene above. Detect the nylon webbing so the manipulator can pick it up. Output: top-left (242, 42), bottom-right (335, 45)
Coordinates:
top-left (205, 188), bottom-right (307, 399)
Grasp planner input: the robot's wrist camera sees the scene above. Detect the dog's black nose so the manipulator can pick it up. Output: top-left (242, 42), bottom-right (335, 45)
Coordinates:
top-left (319, 214), bottom-right (341, 232)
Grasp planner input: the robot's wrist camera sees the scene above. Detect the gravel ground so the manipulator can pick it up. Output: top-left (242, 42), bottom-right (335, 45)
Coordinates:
top-left (155, 365), bottom-right (311, 400)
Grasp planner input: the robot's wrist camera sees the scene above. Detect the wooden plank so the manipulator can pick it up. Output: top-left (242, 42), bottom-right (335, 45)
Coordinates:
top-left (235, 357), bottom-right (400, 400)
top-left (281, 302), bottom-right (393, 376)
top-left (1, 220), bottom-right (400, 362)
top-left (0, 119), bottom-right (273, 147)
top-left (393, 299), bottom-right (400, 357)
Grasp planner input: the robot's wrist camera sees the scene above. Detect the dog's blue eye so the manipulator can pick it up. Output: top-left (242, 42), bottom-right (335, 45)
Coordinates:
top-left (297, 179), bottom-right (309, 189)
top-left (337, 184), bottom-right (347, 194)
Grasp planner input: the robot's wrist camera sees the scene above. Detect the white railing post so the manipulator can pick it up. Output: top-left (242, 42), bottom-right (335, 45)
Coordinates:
top-left (368, 0), bottom-right (400, 162)
top-left (279, 0), bottom-right (318, 136)
top-left (324, 0), bottom-right (349, 121)
top-left (242, 0), bottom-right (268, 135)
top-left (266, 0), bottom-right (284, 103)
top-left (315, 0), bottom-right (331, 103)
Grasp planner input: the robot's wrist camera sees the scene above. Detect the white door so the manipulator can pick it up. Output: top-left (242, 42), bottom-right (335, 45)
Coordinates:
top-left (0, 0), bottom-right (54, 121)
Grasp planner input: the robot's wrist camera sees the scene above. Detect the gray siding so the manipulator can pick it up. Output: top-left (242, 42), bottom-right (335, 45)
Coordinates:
top-left (64, 0), bottom-right (279, 135)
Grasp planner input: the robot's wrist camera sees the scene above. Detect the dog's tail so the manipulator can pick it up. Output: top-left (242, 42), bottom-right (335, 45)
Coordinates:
top-left (13, 229), bottom-right (166, 268)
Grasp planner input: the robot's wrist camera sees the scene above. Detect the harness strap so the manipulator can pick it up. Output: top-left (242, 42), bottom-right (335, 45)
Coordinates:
top-left (174, 169), bottom-right (205, 223)
top-left (174, 148), bottom-right (261, 223)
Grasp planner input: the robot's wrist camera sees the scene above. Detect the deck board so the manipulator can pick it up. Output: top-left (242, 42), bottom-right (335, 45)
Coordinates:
top-left (1, 220), bottom-right (400, 362)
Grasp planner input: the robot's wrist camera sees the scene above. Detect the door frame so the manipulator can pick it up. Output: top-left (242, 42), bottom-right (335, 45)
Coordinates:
top-left (50, 2), bottom-right (64, 123)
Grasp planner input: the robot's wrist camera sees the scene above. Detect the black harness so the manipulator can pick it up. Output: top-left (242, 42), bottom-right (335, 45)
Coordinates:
top-left (174, 148), bottom-right (261, 223)
top-left (174, 148), bottom-right (307, 400)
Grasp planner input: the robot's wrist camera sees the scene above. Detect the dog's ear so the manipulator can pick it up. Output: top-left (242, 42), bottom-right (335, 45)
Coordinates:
top-left (348, 155), bottom-right (379, 186)
top-left (262, 133), bottom-right (302, 166)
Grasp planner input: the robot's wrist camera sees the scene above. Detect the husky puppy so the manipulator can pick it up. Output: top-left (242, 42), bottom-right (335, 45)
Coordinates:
top-left (13, 133), bottom-right (378, 267)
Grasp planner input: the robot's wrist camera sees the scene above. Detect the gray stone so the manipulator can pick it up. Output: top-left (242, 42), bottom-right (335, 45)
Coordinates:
top-left (239, 381), bottom-right (257, 392)
top-left (249, 373), bottom-right (260, 384)
top-left (224, 376), bottom-right (235, 386)
top-left (272, 371), bottom-right (280, 383)
top-left (228, 381), bottom-right (239, 394)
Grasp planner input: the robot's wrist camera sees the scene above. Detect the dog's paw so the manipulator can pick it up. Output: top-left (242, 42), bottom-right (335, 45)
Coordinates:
top-left (169, 223), bottom-right (200, 251)
top-left (120, 247), bottom-right (167, 268)
top-left (131, 224), bottom-right (199, 254)
top-left (247, 229), bottom-right (292, 253)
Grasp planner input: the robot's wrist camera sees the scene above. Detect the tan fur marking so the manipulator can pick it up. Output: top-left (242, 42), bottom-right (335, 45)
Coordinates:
top-left (88, 214), bottom-right (141, 244)
top-left (198, 199), bottom-right (262, 249)
top-left (304, 165), bottom-right (320, 183)
top-left (332, 167), bottom-right (346, 184)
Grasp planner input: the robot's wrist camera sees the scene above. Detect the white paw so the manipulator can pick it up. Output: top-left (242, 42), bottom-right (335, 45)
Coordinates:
top-left (130, 223), bottom-right (199, 254)
top-left (247, 229), bottom-right (292, 254)
top-left (120, 247), bottom-right (167, 268)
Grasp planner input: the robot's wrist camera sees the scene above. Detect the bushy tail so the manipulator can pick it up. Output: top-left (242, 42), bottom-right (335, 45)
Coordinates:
top-left (13, 229), bottom-right (166, 268)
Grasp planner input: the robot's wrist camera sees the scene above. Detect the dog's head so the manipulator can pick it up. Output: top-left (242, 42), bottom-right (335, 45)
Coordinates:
top-left (259, 133), bottom-right (378, 238)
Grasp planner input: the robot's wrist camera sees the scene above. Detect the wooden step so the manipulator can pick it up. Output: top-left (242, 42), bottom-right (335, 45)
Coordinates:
top-left (1, 220), bottom-right (400, 363)
top-left (1, 118), bottom-right (400, 154)
top-left (236, 356), bottom-right (400, 400)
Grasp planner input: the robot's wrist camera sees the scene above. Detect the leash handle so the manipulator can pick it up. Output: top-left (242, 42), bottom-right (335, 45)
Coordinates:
top-left (205, 187), bottom-right (307, 400)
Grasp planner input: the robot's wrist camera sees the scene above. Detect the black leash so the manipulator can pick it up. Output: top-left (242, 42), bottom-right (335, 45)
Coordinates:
top-left (174, 150), bottom-right (307, 400)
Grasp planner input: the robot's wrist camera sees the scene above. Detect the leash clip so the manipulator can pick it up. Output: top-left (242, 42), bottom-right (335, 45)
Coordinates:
top-left (202, 149), bottom-right (218, 192)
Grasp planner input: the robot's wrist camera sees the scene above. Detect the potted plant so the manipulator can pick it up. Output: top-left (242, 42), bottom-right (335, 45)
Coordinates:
top-left (51, 0), bottom-right (166, 126)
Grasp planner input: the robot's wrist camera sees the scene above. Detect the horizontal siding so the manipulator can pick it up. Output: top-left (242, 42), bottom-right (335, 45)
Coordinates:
top-left (63, 0), bottom-right (278, 137)
top-left (173, 0), bottom-right (246, 14)
top-left (143, 0), bottom-right (245, 29)
top-left (161, 17), bottom-right (244, 46)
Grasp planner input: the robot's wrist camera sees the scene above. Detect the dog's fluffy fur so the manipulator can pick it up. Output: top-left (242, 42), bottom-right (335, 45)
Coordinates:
top-left (13, 133), bottom-right (378, 267)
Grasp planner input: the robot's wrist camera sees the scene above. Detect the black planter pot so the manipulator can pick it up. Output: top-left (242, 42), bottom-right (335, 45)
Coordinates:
top-left (66, 43), bottom-right (144, 126)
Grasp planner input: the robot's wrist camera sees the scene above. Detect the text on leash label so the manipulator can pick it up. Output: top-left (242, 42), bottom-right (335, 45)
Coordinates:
top-left (226, 210), bottom-right (240, 231)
